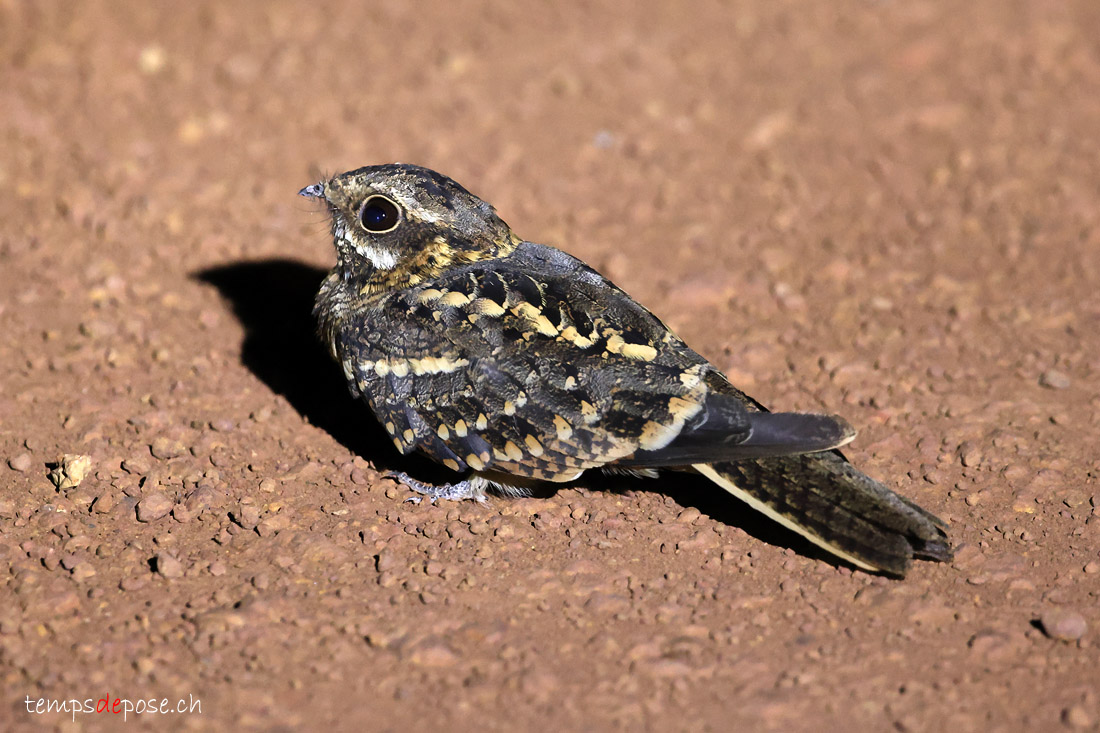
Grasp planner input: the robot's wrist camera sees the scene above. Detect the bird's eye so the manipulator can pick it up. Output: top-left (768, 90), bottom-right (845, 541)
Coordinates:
top-left (358, 195), bottom-right (401, 233)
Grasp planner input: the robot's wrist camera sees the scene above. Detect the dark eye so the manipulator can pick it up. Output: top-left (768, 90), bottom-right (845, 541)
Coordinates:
top-left (358, 195), bottom-right (401, 232)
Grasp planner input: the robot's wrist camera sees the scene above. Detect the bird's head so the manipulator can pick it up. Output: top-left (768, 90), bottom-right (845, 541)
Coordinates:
top-left (301, 164), bottom-right (517, 285)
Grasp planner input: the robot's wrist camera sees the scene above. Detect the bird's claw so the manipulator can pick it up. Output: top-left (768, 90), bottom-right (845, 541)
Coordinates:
top-left (385, 470), bottom-right (485, 503)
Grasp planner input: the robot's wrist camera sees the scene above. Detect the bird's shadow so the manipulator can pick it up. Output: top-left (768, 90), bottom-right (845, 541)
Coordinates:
top-left (196, 259), bottom-right (447, 482)
top-left (196, 259), bottom-right (845, 568)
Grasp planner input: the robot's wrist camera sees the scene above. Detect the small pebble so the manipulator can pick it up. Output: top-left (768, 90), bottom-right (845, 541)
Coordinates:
top-left (72, 564), bottom-right (97, 581)
top-left (957, 441), bottom-right (982, 468)
top-left (231, 503), bottom-right (261, 530)
top-left (121, 457), bottom-right (150, 475)
top-left (376, 548), bottom-right (398, 572)
top-left (138, 45), bottom-right (166, 75)
top-left (93, 490), bottom-right (119, 514)
top-left (1039, 608), bottom-right (1088, 642)
top-left (150, 437), bottom-right (187, 459)
top-left (171, 503), bottom-right (195, 523)
top-left (136, 492), bottom-right (173, 522)
top-left (185, 486), bottom-right (222, 514)
top-left (257, 514), bottom-right (290, 537)
top-left (8, 453), bottom-right (33, 472)
top-left (48, 454), bottom-right (93, 489)
top-left (1063, 705), bottom-right (1093, 729)
top-left (677, 507), bottom-right (702, 524)
top-left (592, 130), bottom-right (616, 149)
top-left (154, 553), bottom-right (184, 579)
top-left (409, 642), bottom-right (458, 667)
top-left (119, 576), bottom-right (147, 592)
top-left (1039, 370), bottom-right (1071, 389)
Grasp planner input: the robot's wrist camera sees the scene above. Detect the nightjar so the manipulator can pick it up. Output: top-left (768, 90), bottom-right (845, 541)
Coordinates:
top-left (303, 164), bottom-right (952, 577)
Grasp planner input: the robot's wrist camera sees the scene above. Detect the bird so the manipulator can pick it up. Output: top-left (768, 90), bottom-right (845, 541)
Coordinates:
top-left (302, 163), bottom-right (953, 577)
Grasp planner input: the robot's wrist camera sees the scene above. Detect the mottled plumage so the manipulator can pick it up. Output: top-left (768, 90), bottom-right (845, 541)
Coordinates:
top-left (304, 163), bottom-right (953, 577)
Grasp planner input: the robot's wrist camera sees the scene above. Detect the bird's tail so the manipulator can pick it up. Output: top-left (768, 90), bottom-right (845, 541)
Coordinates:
top-left (695, 451), bottom-right (953, 577)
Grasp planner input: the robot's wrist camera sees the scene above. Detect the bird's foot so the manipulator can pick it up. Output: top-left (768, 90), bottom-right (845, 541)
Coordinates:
top-left (385, 471), bottom-right (489, 504)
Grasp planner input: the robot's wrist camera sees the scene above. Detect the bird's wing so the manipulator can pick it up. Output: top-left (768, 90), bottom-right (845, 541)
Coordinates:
top-left (336, 242), bottom-right (855, 480)
top-left (617, 393), bottom-right (855, 466)
top-left (333, 242), bottom-right (732, 480)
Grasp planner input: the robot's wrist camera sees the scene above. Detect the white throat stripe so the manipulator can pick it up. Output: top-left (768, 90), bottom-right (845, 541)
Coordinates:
top-left (356, 244), bottom-right (399, 270)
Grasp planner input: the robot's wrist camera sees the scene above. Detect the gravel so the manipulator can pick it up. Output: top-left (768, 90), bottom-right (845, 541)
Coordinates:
top-left (135, 492), bottom-right (173, 522)
top-left (1039, 609), bottom-right (1088, 643)
top-left (7, 453), bottom-right (33, 472)
top-left (3, 2), bottom-right (1099, 731)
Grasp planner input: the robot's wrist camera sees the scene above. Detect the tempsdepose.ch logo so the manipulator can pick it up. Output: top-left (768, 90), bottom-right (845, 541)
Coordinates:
top-left (24, 694), bottom-right (202, 722)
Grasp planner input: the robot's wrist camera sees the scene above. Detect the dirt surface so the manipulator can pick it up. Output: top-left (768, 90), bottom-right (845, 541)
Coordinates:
top-left (2, 1), bottom-right (1099, 730)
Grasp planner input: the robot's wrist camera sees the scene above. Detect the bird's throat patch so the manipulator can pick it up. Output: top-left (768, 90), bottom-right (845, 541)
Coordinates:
top-left (355, 243), bottom-right (399, 270)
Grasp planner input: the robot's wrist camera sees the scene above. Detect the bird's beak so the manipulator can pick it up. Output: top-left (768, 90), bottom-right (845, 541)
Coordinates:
top-left (298, 182), bottom-right (325, 198)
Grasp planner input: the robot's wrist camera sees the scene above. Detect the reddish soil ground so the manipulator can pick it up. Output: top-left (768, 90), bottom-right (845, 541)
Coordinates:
top-left (2, 1), bottom-right (1098, 731)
